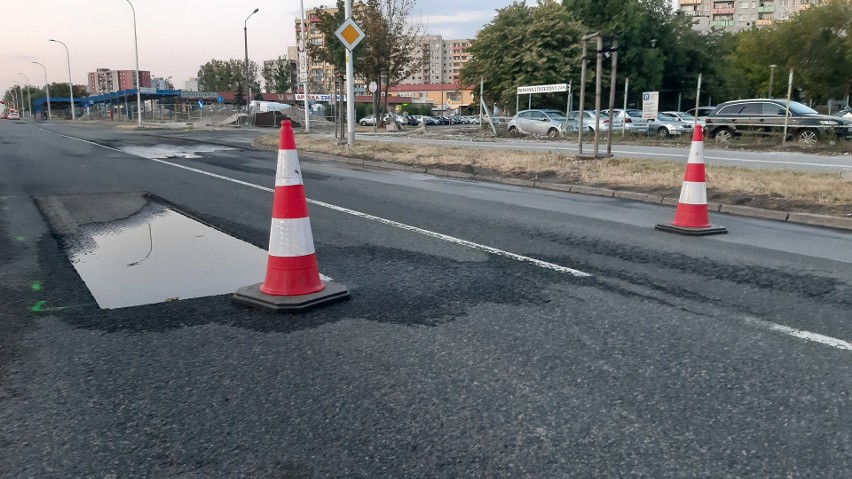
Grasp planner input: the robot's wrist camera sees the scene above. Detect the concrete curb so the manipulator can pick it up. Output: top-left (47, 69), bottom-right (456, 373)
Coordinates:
top-left (286, 146), bottom-right (852, 233)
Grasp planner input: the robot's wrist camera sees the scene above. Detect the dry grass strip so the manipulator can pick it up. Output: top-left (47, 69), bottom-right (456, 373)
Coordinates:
top-left (257, 134), bottom-right (852, 216)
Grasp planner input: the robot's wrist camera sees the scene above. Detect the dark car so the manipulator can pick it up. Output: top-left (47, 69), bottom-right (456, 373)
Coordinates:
top-left (705, 99), bottom-right (851, 146)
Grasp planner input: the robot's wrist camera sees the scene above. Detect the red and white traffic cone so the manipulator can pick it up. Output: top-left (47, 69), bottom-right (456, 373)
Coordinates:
top-left (655, 125), bottom-right (727, 236)
top-left (234, 120), bottom-right (349, 311)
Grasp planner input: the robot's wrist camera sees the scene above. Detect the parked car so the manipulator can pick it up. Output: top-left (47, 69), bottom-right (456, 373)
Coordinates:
top-left (705, 98), bottom-right (852, 146)
top-left (663, 111), bottom-right (705, 128)
top-left (608, 108), bottom-right (647, 133)
top-left (359, 114), bottom-right (377, 126)
top-left (686, 106), bottom-right (716, 122)
top-left (567, 110), bottom-right (610, 132)
top-left (507, 109), bottom-right (576, 138)
top-left (831, 108), bottom-right (852, 119)
top-left (646, 112), bottom-right (694, 138)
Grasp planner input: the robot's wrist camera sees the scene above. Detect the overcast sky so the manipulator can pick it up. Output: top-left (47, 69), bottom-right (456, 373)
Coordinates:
top-left (1, 0), bottom-right (516, 94)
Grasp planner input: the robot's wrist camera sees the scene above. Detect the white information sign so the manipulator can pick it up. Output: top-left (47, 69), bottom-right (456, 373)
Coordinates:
top-left (298, 52), bottom-right (308, 82)
top-left (517, 83), bottom-right (568, 95)
top-left (642, 91), bottom-right (660, 119)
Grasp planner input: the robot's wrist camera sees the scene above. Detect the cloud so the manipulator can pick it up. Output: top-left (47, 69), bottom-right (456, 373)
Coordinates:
top-left (420, 10), bottom-right (496, 24)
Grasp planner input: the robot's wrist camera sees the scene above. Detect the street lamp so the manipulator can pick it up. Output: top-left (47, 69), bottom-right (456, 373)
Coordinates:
top-left (49, 39), bottom-right (76, 120)
top-left (125, 0), bottom-right (142, 127)
top-left (768, 64), bottom-right (777, 98)
top-left (18, 73), bottom-right (33, 119)
top-left (32, 61), bottom-right (52, 120)
top-left (244, 8), bottom-right (259, 114)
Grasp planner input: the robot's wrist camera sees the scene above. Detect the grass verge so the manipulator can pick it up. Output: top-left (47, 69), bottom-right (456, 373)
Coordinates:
top-left (256, 133), bottom-right (852, 217)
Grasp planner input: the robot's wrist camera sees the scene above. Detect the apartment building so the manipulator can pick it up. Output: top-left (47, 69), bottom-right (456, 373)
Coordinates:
top-left (87, 68), bottom-right (152, 94)
top-left (293, 7), bottom-right (367, 95)
top-left (678, 0), bottom-right (825, 32)
top-left (401, 35), bottom-right (472, 85)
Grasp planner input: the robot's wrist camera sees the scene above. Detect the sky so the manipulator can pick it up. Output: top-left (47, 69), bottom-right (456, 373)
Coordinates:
top-left (1, 0), bottom-right (516, 95)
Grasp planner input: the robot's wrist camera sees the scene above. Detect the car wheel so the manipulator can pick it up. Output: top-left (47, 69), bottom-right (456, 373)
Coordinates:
top-left (360, 121), bottom-right (367, 126)
top-left (657, 127), bottom-right (670, 139)
top-left (547, 128), bottom-right (559, 138)
top-left (797, 128), bottom-right (818, 147)
top-left (508, 126), bottom-right (518, 136)
top-left (713, 128), bottom-right (733, 144)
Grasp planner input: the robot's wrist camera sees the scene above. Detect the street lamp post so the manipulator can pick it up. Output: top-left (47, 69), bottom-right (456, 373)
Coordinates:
top-left (17, 73), bottom-right (33, 119)
top-left (32, 61), bottom-right (51, 120)
top-left (244, 8), bottom-right (259, 115)
top-left (125, 0), bottom-right (142, 127)
top-left (49, 39), bottom-right (76, 120)
top-left (768, 64), bottom-right (777, 98)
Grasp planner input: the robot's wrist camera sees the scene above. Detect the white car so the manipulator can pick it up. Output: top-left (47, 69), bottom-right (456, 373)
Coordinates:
top-left (663, 111), bottom-right (705, 128)
top-left (567, 110), bottom-right (610, 132)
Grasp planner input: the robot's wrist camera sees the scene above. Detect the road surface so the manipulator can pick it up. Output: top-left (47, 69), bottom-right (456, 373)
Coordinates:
top-left (1, 120), bottom-right (850, 477)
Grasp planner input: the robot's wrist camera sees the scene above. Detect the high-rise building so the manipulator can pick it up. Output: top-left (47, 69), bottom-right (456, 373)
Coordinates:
top-left (678, 0), bottom-right (825, 32)
top-left (87, 68), bottom-right (152, 94)
top-left (294, 7), bottom-right (367, 95)
top-left (401, 36), bottom-right (472, 85)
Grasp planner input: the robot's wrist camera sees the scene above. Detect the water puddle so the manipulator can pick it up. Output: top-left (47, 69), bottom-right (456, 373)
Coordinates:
top-left (118, 144), bottom-right (236, 159)
top-left (37, 193), bottom-right (268, 309)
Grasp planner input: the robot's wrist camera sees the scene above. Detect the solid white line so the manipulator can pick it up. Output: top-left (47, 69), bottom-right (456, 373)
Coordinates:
top-left (49, 130), bottom-right (852, 351)
top-left (743, 316), bottom-right (852, 351)
top-left (51, 130), bottom-right (590, 277)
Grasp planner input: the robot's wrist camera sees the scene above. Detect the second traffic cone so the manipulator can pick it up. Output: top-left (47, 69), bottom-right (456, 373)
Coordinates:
top-left (655, 125), bottom-right (727, 236)
top-left (234, 120), bottom-right (349, 312)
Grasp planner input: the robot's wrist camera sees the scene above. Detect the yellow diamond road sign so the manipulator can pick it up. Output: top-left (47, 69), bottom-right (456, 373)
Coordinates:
top-left (335, 17), bottom-right (365, 51)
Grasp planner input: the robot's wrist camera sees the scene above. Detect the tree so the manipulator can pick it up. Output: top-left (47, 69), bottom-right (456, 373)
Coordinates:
top-left (197, 58), bottom-right (260, 92)
top-left (262, 56), bottom-right (292, 93)
top-left (460, 1), bottom-right (584, 113)
top-left (731, 0), bottom-right (852, 103)
top-left (354, 0), bottom-right (425, 121)
top-left (312, 1), bottom-right (348, 75)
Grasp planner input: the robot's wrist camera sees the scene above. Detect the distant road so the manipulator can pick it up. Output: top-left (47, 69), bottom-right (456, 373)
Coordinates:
top-left (348, 129), bottom-right (852, 172)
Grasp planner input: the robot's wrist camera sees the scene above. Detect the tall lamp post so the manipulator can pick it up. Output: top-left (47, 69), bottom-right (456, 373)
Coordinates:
top-left (17, 73), bottom-right (33, 119)
top-left (125, 0), bottom-right (142, 127)
top-left (244, 8), bottom-right (259, 114)
top-left (768, 64), bottom-right (777, 98)
top-left (32, 61), bottom-right (52, 120)
top-left (49, 39), bottom-right (76, 120)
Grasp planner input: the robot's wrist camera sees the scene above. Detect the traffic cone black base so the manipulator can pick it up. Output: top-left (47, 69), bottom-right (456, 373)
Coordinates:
top-left (233, 280), bottom-right (350, 313)
top-left (654, 223), bottom-right (727, 236)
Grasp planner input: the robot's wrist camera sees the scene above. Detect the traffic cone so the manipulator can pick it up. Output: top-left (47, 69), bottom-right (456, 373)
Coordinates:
top-left (234, 120), bottom-right (349, 312)
top-left (655, 125), bottom-right (727, 236)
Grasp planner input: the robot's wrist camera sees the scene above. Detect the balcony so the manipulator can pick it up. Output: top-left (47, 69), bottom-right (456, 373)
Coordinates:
top-left (680, 0), bottom-right (702, 4)
top-left (712, 20), bottom-right (735, 27)
top-left (758, 5), bottom-right (775, 13)
top-left (756, 18), bottom-right (773, 25)
top-left (712, 8), bottom-right (736, 14)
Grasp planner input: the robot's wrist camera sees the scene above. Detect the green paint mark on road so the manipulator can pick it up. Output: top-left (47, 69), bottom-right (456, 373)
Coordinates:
top-left (15, 236), bottom-right (25, 242)
top-left (31, 281), bottom-right (43, 291)
top-left (30, 301), bottom-right (97, 313)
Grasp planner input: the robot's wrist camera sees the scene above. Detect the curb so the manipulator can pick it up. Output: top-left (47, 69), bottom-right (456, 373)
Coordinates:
top-left (288, 148), bottom-right (852, 232)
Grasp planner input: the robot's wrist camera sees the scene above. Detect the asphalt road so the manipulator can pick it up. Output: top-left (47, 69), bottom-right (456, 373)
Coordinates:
top-left (2, 120), bottom-right (850, 478)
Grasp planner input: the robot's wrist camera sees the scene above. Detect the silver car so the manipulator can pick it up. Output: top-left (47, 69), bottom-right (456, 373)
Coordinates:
top-left (609, 108), bottom-right (648, 133)
top-left (508, 109), bottom-right (574, 138)
top-left (647, 112), bottom-right (694, 138)
top-left (567, 110), bottom-right (610, 132)
top-left (663, 111), bottom-right (705, 128)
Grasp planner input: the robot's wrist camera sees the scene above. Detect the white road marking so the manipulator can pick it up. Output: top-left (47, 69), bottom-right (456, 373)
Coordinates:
top-left (48, 129), bottom-right (852, 351)
top-left (46, 129), bottom-right (590, 277)
top-left (743, 316), bottom-right (852, 351)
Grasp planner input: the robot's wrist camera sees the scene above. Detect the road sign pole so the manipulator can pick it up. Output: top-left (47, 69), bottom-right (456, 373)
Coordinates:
top-left (345, 0), bottom-right (355, 147)
top-left (300, 0), bottom-right (310, 133)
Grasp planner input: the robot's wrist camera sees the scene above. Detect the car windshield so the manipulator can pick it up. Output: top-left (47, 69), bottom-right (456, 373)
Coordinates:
top-left (656, 113), bottom-right (674, 121)
top-left (787, 101), bottom-right (818, 115)
top-left (675, 113), bottom-right (697, 121)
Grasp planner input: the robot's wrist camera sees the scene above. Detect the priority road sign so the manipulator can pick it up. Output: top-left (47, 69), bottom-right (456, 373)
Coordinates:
top-left (335, 17), bottom-right (365, 51)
